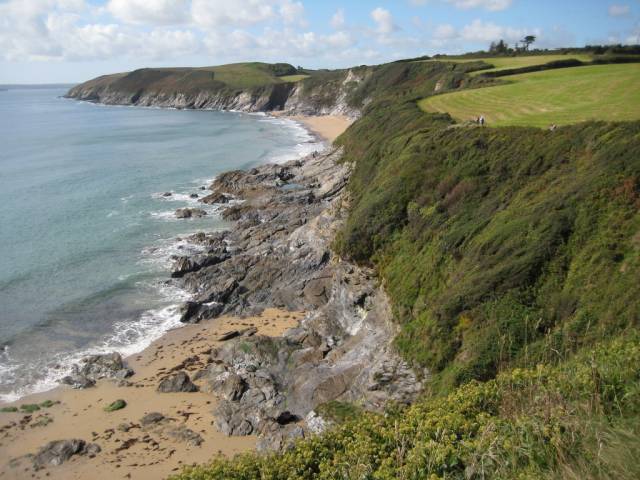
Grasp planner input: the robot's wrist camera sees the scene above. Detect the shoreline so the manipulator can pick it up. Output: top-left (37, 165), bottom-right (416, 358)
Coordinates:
top-left (271, 112), bottom-right (354, 143)
top-left (0, 112), bottom-right (354, 479)
top-left (0, 107), bottom-right (330, 405)
top-left (0, 310), bottom-right (303, 480)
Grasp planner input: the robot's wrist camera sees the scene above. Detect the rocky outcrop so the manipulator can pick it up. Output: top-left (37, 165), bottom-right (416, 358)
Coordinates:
top-left (61, 352), bottom-right (133, 389)
top-left (167, 148), bottom-right (423, 450)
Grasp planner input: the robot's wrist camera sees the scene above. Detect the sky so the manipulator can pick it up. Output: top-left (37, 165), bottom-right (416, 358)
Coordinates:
top-left (0, 0), bottom-right (638, 83)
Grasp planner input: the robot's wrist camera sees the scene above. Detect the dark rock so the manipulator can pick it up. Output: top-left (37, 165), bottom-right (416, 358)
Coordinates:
top-left (214, 401), bottom-right (253, 436)
top-left (211, 372), bottom-right (246, 401)
top-left (33, 439), bottom-right (100, 467)
top-left (166, 425), bottom-right (203, 446)
top-left (178, 301), bottom-right (224, 324)
top-left (200, 191), bottom-right (232, 204)
top-left (175, 208), bottom-right (207, 219)
top-left (162, 192), bottom-right (172, 197)
top-left (197, 277), bottom-right (237, 304)
top-left (218, 330), bottom-right (240, 341)
top-left (171, 254), bottom-right (226, 278)
top-left (61, 374), bottom-right (95, 389)
top-left (157, 371), bottom-right (198, 393)
top-left (189, 193), bottom-right (199, 198)
top-left (63, 352), bottom-right (135, 386)
top-left (178, 301), bottom-right (201, 323)
top-left (140, 412), bottom-right (165, 426)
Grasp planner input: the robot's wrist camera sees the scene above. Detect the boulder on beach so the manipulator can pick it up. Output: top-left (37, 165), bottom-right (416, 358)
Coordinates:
top-left (60, 352), bottom-right (133, 389)
top-left (33, 439), bottom-right (101, 468)
top-left (157, 371), bottom-right (198, 393)
top-left (140, 412), bottom-right (165, 426)
top-left (175, 208), bottom-right (207, 219)
top-left (60, 374), bottom-right (96, 389)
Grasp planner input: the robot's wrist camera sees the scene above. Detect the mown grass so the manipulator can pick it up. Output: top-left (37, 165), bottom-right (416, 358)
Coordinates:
top-left (419, 63), bottom-right (640, 127)
top-left (280, 74), bottom-right (310, 82)
top-left (424, 54), bottom-right (592, 75)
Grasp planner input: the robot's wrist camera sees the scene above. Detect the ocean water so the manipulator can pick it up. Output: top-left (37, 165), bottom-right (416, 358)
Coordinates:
top-left (0, 87), bottom-right (322, 401)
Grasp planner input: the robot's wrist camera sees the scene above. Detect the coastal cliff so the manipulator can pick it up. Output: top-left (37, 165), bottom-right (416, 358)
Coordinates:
top-left (65, 63), bottom-right (369, 117)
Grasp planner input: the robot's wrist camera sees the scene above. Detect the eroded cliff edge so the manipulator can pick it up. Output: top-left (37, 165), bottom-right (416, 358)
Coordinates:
top-left (168, 149), bottom-right (422, 449)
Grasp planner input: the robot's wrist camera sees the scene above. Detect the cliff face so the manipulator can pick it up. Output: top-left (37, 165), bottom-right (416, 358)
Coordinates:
top-left (66, 66), bottom-right (369, 117)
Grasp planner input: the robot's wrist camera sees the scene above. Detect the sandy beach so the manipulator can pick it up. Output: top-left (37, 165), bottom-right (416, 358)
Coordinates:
top-left (0, 309), bottom-right (303, 480)
top-left (275, 114), bottom-right (353, 143)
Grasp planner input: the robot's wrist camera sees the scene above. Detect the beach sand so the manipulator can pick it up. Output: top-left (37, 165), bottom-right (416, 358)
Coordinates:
top-left (0, 309), bottom-right (303, 480)
top-left (276, 114), bottom-right (353, 143)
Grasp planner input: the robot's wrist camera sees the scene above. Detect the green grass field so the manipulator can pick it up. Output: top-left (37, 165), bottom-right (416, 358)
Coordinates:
top-left (419, 63), bottom-right (640, 127)
top-left (424, 54), bottom-right (592, 75)
top-left (279, 74), bottom-right (310, 82)
top-left (198, 63), bottom-right (283, 88)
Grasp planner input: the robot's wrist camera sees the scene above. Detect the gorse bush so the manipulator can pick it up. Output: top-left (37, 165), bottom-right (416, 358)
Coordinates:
top-left (172, 335), bottom-right (640, 480)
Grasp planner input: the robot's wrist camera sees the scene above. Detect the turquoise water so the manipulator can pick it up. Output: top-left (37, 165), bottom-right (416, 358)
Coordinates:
top-left (0, 87), bottom-right (321, 401)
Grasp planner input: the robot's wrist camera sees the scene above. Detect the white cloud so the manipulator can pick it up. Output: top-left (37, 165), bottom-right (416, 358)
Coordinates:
top-left (371, 7), bottom-right (397, 35)
top-left (106, 0), bottom-right (190, 25)
top-left (460, 19), bottom-right (529, 42)
top-left (280, 0), bottom-right (306, 25)
top-left (191, 0), bottom-right (275, 28)
top-left (433, 23), bottom-right (457, 40)
top-left (330, 8), bottom-right (345, 29)
top-left (608, 4), bottom-right (631, 17)
top-left (446, 0), bottom-right (512, 11)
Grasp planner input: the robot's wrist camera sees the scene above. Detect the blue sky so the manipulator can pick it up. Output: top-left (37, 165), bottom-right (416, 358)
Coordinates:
top-left (0, 0), bottom-right (638, 83)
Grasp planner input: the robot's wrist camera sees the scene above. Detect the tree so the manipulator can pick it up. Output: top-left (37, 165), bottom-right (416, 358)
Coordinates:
top-left (522, 35), bottom-right (536, 50)
top-left (489, 39), bottom-right (508, 54)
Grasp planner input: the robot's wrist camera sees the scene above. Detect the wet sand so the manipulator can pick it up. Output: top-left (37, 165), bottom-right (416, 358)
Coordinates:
top-left (0, 309), bottom-right (302, 480)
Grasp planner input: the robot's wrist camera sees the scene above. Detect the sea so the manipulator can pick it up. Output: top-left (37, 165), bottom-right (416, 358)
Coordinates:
top-left (0, 86), bottom-right (322, 402)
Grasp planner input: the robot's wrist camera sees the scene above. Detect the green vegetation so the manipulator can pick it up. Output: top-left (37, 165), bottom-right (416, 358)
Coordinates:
top-left (104, 399), bottom-right (127, 412)
top-left (423, 54), bottom-right (592, 74)
top-left (420, 63), bottom-right (640, 127)
top-left (315, 401), bottom-right (363, 424)
top-left (0, 406), bottom-right (18, 413)
top-left (337, 101), bottom-right (640, 390)
top-left (172, 335), bottom-right (640, 479)
top-left (19, 403), bottom-right (41, 413)
top-left (279, 74), bottom-right (311, 82)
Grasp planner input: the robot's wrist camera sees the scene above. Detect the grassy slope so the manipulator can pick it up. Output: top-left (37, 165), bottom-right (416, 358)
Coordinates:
top-left (419, 63), bottom-right (640, 127)
top-left (171, 59), bottom-right (640, 479)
